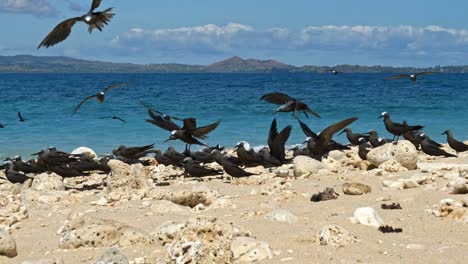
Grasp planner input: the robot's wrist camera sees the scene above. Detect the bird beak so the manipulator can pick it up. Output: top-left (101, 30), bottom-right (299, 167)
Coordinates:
top-left (441, 132), bottom-right (447, 135)
top-left (162, 139), bottom-right (171, 143)
top-left (31, 152), bottom-right (40, 156)
top-left (303, 140), bottom-right (308, 144)
top-left (338, 130), bottom-right (345, 136)
top-left (378, 116), bottom-right (383, 119)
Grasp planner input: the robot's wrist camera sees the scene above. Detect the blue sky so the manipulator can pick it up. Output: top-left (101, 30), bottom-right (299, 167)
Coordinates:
top-left (1, 0), bottom-right (468, 66)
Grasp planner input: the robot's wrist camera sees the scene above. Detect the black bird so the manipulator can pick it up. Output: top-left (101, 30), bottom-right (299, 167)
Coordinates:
top-left (442, 130), bottom-right (468, 155)
top-left (268, 118), bottom-right (292, 164)
top-left (146, 108), bottom-right (221, 150)
top-left (299, 117), bottom-right (358, 158)
top-left (33, 148), bottom-right (79, 168)
top-left (50, 165), bottom-right (90, 178)
top-left (38, 0), bottom-right (115, 48)
top-left (5, 156), bottom-right (45, 174)
top-left (73, 83), bottom-right (127, 113)
top-left (186, 149), bottom-right (217, 164)
top-left (182, 157), bottom-right (223, 178)
top-left (261, 92), bottom-right (320, 118)
top-left (140, 100), bottom-right (181, 122)
top-left (234, 141), bottom-right (265, 167)
top-left (379, 112), bottom-right (424, 143)
top-left (0, 123), bottom-right (6, 128)
top-left (216, 153), bottom-right (258, 178)
top-left (99, 115), bottom-right (127, 123)
top-left (357, 138), bottom-right (371, 160)
top-left (154, 150), bottom-right (177, 166)
top-left (419, 134), bottom-right (456, 158)
top-left (403, 130), bottom-right (423, 150)
top-left (3, 161), bottom-right (33, 184)
top-left (367, 130), bottom-right (392, 148)
top-left (112, 144), bottom-right (155, 160)
top-left (385, 72), bottom-right (433, 82)
top-left (163, 147), bottom-right (187, 165)
top-left (18, 112), bottom-right (26, 122)
top-left (211, 149), bottom-right (243, 167)
top-left (339, 128), bottom-right (370, 146)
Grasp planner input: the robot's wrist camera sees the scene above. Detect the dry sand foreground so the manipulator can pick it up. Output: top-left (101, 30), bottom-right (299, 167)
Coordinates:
top-left (0, 141), bottom-right (467, 264)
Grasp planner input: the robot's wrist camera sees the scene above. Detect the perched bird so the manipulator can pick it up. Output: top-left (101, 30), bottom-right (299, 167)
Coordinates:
top-left (367, 130), bottom-right (392, 148)
top-left (50, 165), bottom-right (90, 178)
top-left (5, 156), bottom-right (44, 174)
top-left (0, 123), bottom-right (6, 128)
top-left (74, 83), bottom-right (127, 113)
top-left (299, 117), bottom-right (358, 158)
top-left (419, 134), bottom-right (456, 158)
top-left (260, 92), bottom-right (320, 118)
top-left (186, 149), bottom-right (217, 164)
top-left (99, 115), bottom-right (127, 123)
top-left (33, 148), bottom-right (79, 168)
top-left (379, 112), bottom-right (424, 143)
top-left (339, 128), bottom-right (370, 146)
top-left (403, 130), bottom-right (423, 150)
top-left (163, 147), bottom-right (186, 165)
top-left (18, 112), bottom-right (26, 122)
top-left (234, 141), bottom-right (265, 167)
top-left (441, 130), bottom-right (468, 155)
top-left (2, 161), bottom-right (32, 184)
top-left (113, 144), bottom-right (155, 160)
top-left (215, 152), bottom-right (258, 178)
top-left (357, 138), bottom-right (371, 160)
top-left (38, 0), bottom-right (115, 48)
top-left (267, 118), bottom-right (292, 164)
top-left (385, 72), bottom-right (433, 82)
top-left (154, 150), bottom-right (176, 166)
top-left (182, 157), bottom-right (223, 178)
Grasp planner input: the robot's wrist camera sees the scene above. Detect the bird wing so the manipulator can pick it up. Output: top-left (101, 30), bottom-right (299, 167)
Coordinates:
top-left (298, 120), bottom-right (319, 140)
top-left (270, 125), bottom-right (292, 161)
top-left (415, 71), bottom-right (433, 77)
top-left (182, 118), bottom-right (198, 131)
top-left (260, 92), bottom-right (294, 105)
top-left (87, 8), bottom-right (114, 33)
top-left (38, 17), bottom-right (82, 49)
top-left (140, 100), bottom-right (183, 121)
top-left (191, 120), bottom-right (221, 139)
top-left (103, 82), bottom-right (127, 93)
top-left (90, 0), bottom-right (102, 11)
top-left (73, 95), bottom-right (97, 113)
top-left (318, 117), bottom-right (359, 147)
top-left (115, 116), bottom-right (127, 123)
top-left (268, 118), bottom-right (278, 147)
top-left (146, 109), bottom-right (180, 131)
top-left (18, 112), bottom-right (24, 121)
top-left (296, 101), bottom-right (321, 118)
top-left (385, 74), bottom-right (411, 80)
top-left (122, 144), bottom-right (154, 157)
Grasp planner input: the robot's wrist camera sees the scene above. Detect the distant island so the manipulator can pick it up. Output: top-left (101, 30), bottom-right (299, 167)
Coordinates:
top-left (0, 55), bottom-right (467, 73)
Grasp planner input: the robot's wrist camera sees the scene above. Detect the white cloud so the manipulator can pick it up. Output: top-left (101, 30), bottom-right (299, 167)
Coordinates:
top-left (0, 0), bottom-right (57, 17)
top-left (110, 23), bottom-right (468, 65)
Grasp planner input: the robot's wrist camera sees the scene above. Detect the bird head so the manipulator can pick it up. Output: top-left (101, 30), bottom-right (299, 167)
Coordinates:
top-left (378, 112), bottom-right (389, 119)
top-left (338, 128), bottom-right (350, 136)
top-left (84, 15), bottom-right (92, 22)
top-left (410, 74), bottom-right (415, 78)
top-left (441, 130), bottom-right (450, 135)
top-left (182, 157), bottom-right (193, 164)
top-left (358, 137), bottom-right (367, 143)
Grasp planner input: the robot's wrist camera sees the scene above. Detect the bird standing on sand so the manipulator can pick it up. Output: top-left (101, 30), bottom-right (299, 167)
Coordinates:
top-left (74, 83), bottom-right (127, 113)
top-left (234, 141), bottom-right (265, 167)
top-left (385, 72), bottom-right (433, 82)
top-left (299, 117), bottom-right (358, 158)
top-left (112, 144), bottom-right (155, 160)
top-left (367, 130), bottom-right (392, 148)
top-left (418, 134), bottom-right (456, 158)
top-left (18, 112), bottom-right (26, 122)
top-left (163, 147), bottom-right (186, 164)
top-left (339, 128), bottom-right (370, 146)
top-left (3, 161), bottom-right (33, 184)
top-left (182, 157), bottom-right (223, 178)
top-left (261, 92), bottom-right (320, 118)
top-left (99, 115), bottom-right (127, 123)
top-left (379, 112), bottom-right (424, 143)
top-left (442, 130), bottom-right (468, 155)
top-left (38, 0), bottom-right (115, 48)
top-left (212, 151), bottom-right (258, 178)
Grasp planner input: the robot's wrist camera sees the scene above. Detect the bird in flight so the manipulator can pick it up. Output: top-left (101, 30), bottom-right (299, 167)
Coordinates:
top-left (38, 0), bottom-right (115, 49)
top-left (261, 92), bottom-right (320, 119)
top-left (18, 112), bottom-right (26, 122)
top-left (99, 115), bottom-right (127, 123)
top-left (73, 83), bottom-right (127, 113)
top-left (385, 72), bottom-right (433, 82)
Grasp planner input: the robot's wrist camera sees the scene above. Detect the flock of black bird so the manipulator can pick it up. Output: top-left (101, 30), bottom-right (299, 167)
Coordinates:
top-left (1, 0), bottom-right (468, 185)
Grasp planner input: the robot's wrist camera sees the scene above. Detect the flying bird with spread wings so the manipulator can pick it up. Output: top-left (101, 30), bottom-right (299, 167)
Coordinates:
top-left (38, 0), bottom-right (115, 49)
top-left (73, 83), bottom-right (127, 113)
top-left (385, 72), bottom-right (433, 82)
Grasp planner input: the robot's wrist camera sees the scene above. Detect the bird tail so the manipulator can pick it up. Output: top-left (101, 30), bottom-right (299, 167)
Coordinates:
top-left (88, 8), bottom-right (115, 33)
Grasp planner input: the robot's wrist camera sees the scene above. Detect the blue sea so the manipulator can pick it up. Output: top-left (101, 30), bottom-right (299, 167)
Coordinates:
top-left (0, 73), bottom-right (467, 159)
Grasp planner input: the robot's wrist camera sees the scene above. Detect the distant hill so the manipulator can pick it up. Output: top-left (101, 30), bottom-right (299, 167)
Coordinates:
top-left (0, 55), bottom-right (467, 73)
